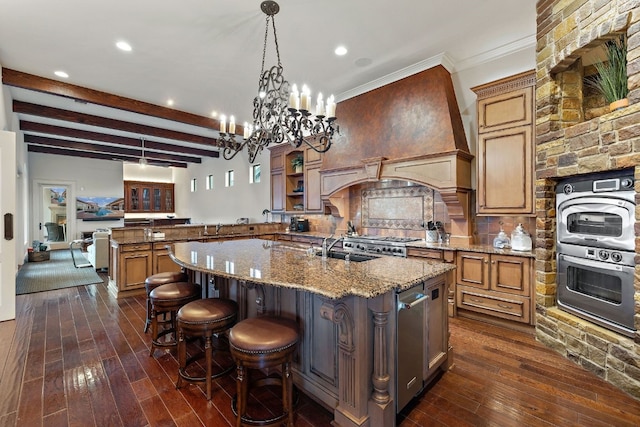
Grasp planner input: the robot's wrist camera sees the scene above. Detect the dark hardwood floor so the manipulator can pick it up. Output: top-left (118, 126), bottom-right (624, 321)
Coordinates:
top-left (0, 275), bottom-right (639, 426)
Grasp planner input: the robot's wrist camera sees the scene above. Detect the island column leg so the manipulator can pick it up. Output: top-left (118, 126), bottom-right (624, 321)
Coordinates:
top-left (368, 294), bottom-right (395, 427)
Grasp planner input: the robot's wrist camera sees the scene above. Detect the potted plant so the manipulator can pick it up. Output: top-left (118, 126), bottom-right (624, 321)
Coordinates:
top-left (291, 154), bottom-right (304, 173)
top-left (585, 35), bottom-right (628, 111)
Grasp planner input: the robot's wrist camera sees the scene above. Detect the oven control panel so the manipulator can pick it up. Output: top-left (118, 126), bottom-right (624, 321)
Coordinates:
top-left (577, 246), bottom-right (634, 266)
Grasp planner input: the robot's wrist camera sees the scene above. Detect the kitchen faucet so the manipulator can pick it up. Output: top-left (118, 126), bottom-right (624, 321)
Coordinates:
top-left (216, 223), bottom-right (222, 234)
top-left (322, 234), bottom-right (343, 258)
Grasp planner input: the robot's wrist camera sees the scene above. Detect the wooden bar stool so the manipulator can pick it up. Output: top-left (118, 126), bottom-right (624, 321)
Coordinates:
top-left (176, 298), bottom-right (239, 400)
top-left (149, 282), bottom-right (201, 357)
top-left (144, 271), bottom-right (189, 333)
top-left (229, 316), bottom-right (299, 427)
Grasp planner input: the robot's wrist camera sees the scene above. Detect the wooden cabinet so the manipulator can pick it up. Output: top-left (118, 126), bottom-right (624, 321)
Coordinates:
top-left (110, 242), bottom-right (153, 295)
top-left (472, 70), bottom-right (535, 215)
top-left (268, 144), bottom-right (325, 214)
top-left (152, 242), bottom-right (182, 274)
top-left (124, 181), bottom-right (175, 213)
top-left (455, 251), bottom-right (533, 324)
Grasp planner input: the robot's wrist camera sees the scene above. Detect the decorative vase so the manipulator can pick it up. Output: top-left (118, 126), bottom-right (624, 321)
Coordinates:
top-left (609, 98), bottom-right (629, 112)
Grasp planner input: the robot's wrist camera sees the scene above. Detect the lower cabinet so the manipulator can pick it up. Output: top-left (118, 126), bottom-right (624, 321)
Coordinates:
top-left (111, 242), bottom-right (153, 295)
top-left (455, 251), bottom-right (533, 324)
top-left (152, 242), bottom-right (182, 274)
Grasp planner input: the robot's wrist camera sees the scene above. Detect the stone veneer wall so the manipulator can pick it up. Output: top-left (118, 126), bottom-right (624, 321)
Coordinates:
top-left (536, 0), bottom-right (640, 398)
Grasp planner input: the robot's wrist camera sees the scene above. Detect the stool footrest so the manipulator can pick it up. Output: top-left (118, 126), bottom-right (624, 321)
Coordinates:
top-left (231, 381), bottom-right (299, 427)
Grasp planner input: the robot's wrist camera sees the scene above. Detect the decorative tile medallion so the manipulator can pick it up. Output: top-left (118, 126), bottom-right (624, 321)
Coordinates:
top-left (362, 186), bottom-right (433, 229)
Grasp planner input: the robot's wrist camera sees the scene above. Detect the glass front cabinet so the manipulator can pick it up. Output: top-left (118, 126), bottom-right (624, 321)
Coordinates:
top-left (124, 181), bottom-right (175, 213)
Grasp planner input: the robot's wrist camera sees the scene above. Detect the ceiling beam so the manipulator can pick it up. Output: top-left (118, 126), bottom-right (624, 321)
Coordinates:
top-left (3, 68), bottom-right (246, 135)
top-left (27, 144), bottom-right (187, 168)
top-left (20, 121), bottom-right (220, 158)
top-left (24, 134), bottom-right (202, 164)
top-left (13, 100), bottom-right (224, 146)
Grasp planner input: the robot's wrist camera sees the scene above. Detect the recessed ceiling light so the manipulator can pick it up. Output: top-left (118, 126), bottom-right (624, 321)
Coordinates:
top-left (54, 71), bottom-right (69, 78)
top-left (334, 45), bottom-right (348, 56)
top-left (167, 99), bottom-right (174, 106)
top-left (210, 111), bottom-right (218, 117)
top-left (116, 41), bottom-right (132, 52)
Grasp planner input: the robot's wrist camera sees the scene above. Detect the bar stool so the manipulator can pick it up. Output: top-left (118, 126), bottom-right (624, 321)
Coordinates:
top-left (229, 316), bottom-right (299, 427)
top-left (176, 298), bottom-right (238, 400)
top-left (149, 281), bottom-right (201, 357)
top-left (144, 271), bottom-right (189, 333)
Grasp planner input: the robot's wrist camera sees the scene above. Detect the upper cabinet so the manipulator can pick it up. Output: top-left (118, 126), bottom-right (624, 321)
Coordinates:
top-left (472, 70), bottom-right (536, 216)
top-left (269, 144), bottom-right (326, 214)
top-left (124, 181), bottom-right (175, 213)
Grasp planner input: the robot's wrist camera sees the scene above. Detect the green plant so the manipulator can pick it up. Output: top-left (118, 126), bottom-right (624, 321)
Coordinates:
top-left (585, 36), bottom-right (628, 104)
top-left (291, 154), bottom-right (304, 169)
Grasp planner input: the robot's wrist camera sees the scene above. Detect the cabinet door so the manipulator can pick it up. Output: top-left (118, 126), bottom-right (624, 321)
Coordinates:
top-left (490, 255), bottom-right (531, 296)
top-left (119, 250), bottom-right (152, 291)
top-left (477, 125), bottom-right (532, 215)
top-left (271, 169), bottom-right (285, 212)
top-left (304, 163), bottom-right (323, 212)
top-left (456, 251), bottom-right (489, 290)
top-left (478, 86), bottom-right (532, 133)
top-left (153, 248), bottom-right (182, 274)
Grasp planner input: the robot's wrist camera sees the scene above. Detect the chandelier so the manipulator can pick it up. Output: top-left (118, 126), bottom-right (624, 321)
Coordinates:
top-left (218, 1), bottom-right (338, 163)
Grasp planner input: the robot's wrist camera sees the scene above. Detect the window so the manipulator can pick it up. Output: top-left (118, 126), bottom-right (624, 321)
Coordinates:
top-left (225, 170), bottom-right (234, 187)
top-left (250, 164), bottom-right (261, 184)
top-left (190, 178), bottom-right (197, 192)
top-left (206, 174), bottom-right (214, 190)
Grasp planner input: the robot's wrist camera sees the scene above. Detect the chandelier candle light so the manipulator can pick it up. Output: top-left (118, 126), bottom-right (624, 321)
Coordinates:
top-left (217, 1), bottom-right (338, 163)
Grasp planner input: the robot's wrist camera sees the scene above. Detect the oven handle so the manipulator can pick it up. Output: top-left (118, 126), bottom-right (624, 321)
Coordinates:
top-left (560, 254), bottom-right (628, 272)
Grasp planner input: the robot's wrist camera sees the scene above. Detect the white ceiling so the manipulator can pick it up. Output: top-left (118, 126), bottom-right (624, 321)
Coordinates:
top-left (0, 0), bottom-right (536, 159)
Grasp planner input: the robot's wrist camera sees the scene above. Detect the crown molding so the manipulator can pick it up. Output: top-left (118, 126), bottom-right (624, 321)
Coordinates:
top-left (336, 34), bottom-right (536, 102)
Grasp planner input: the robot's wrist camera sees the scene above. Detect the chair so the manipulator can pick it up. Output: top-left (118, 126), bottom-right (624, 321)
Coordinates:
top-left (176, 298), bottom-right (238, 400)
top-left (144, 271), bottom-right (189, 333)
top-left (44, 222), bottom-right (64, 242)
top-left (229, 316), bottom-right (299, 427)
top-left (86, 231), bottom-right (109, 270)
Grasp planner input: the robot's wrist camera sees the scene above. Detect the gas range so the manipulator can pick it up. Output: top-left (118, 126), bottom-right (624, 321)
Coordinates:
top-left (342, 235), bottom-right (421, 257)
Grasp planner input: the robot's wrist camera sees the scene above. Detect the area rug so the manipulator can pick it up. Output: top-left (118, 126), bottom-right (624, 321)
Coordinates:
top-left (16, 249), bottom-right (103, 295)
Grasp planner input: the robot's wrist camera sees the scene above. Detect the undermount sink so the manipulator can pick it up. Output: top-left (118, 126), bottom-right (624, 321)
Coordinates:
top-left (315, 250), bottom-right (378, 262)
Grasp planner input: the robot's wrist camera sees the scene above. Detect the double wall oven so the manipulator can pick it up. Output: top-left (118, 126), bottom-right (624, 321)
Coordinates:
top-left (556, 169), bottom-right (636, 337)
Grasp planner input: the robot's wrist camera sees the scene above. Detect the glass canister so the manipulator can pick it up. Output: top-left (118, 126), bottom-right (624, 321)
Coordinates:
top-left (511, 223), bottom-right (532, 251)
top-left (493, 226), bottom-right (511, 249)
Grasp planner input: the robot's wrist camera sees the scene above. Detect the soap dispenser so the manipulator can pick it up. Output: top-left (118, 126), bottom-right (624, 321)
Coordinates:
top-left (511, 223), bottom-right (532, 251)
top-left (493, 225), bottom-right (511, 249)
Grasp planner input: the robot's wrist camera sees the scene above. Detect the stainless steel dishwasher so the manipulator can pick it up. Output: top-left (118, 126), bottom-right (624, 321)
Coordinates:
top-left (396, 283), bottom-right (428, 412)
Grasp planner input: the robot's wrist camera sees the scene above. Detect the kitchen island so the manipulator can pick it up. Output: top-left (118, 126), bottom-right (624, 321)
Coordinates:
top-left (170, 239), bottom-right (456, 427)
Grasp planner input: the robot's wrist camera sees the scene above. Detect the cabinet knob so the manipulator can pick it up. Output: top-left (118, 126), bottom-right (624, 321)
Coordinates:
top-left (491, 260), bottom-right (495, 264)
top-left (483, 260), bottom-right (488, 264)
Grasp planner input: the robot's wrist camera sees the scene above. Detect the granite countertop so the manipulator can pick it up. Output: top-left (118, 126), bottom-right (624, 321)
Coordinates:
top-left (405, 240), bottom-right (536, 258)
top-left (170, 239), bottom-right (456, 300)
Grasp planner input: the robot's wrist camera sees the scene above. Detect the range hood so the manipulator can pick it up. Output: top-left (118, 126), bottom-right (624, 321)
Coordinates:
top-left (319, 65), bottom-right (473, 242)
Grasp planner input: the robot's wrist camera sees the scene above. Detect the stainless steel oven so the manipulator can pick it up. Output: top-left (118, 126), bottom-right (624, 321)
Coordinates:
top-left (556, 169), bottom-right (636, 337)
top-left (556, 170), bottom-right (635, 251)
top-left (557, 243), bottom-right (636, 337)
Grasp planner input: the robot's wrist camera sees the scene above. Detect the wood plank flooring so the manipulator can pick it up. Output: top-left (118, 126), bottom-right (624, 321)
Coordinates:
top-left (0, 275), bottom-right (638, 426)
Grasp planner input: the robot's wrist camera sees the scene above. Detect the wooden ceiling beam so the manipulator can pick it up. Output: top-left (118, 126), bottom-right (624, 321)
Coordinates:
top-left (3, 68), bottom-right (246, 135)
top-left (13, 100), bottom-right (223, 146)
top-left (20, 121), bottom-right (220, 158)
top-left (27, 144), bottom-right (187, 168)
top-left (24, 134), bottom-right (202, 164)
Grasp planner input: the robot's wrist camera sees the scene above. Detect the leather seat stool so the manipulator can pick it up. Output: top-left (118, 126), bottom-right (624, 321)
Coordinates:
top-left (144, 271), bottom-right (189, 333)
top-left (149, 281), bottom-right (201, 357)
top-left (229, 316), bottom-right (299, 427)
top-left (176, 298), bottom-right (239, 400)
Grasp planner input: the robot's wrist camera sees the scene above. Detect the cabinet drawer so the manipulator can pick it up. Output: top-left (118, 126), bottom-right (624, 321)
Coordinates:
top-left (406, 247), bottom-right (443, 260)
top-left (456, 286), bottom-right (530, 323)
top-left (121, 243), bottom-right (152, 252)
top-left (153, 242), bottom-right (174, 250)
